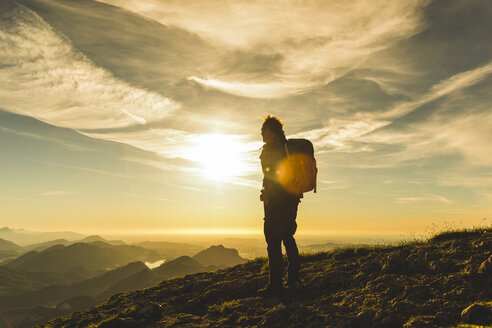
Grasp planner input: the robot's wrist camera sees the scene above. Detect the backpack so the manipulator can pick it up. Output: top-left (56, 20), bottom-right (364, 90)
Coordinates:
top-left (283, 138), bottom-right (318, 194)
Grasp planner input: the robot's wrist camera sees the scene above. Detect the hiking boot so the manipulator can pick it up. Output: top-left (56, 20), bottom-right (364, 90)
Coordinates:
top-left (258, 283), bottom-right (285, 297)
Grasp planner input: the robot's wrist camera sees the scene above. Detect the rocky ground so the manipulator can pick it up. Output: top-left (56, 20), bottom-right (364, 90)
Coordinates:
top-left (42, 229), bottom-right (492, 328)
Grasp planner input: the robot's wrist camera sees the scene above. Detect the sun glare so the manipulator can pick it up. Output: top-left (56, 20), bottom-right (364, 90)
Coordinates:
top-left (186, 134), bottom-right (257, 181)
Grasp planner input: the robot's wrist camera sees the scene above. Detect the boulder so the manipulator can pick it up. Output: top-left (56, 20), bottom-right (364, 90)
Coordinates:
top-left (478, 255), bottom-right (492, 274)
top-left (461, 302), bottom-right (492, 325)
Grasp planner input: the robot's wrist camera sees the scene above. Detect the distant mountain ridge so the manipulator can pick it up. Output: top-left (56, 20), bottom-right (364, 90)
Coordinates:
top-left (0, 232), bottom-right (129, 264)
top-left (0, 227), bottom-right (85, 246)
top-left (5, 241), bottom-right (160, 275)
top-left (0, 238), bottom-right (23, 252)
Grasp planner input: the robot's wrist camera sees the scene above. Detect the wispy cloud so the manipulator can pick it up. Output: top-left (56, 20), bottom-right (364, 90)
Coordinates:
top-left (294, 61), bottom-right (492, 170)
top-left (187, 76), bottom-right (312, 99)
top-left (0, 4), bottom-right (178, 130)
top-left (98, 0), bottom-right (429, 98)
top-left (396, 194), bottom-right (453, 205)
top-left (379, 61), bottom-right (492, 119)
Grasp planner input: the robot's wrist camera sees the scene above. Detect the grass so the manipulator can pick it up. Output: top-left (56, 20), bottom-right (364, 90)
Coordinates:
top-left (431, 227), bottom-right (491, 242)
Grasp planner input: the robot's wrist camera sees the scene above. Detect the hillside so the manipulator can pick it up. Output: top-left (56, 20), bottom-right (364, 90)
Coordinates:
top-left (43, 229), bottom-right (491, 328)
top-left (153, 256), bottom-right (208, 280)
top-left (0, 238), bottom-right (23, 262)
top-left (0, 266), bottom-right (68, 296)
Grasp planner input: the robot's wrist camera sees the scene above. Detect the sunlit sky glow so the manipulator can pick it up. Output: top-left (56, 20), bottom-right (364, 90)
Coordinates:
top-left (0, 0), bottom-right (491, 239)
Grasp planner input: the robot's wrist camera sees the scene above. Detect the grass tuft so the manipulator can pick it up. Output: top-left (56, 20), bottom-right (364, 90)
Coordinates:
top-left (430, 227), bottom-right (491, 242)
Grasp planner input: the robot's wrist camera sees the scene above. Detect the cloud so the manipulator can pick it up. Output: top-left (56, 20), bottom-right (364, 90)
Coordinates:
top-left (0, 4), bottom-right (178, 130)
top-left (97, 0), bottom-right (429, 98)
top-left (396, 194), bottom-right (453, 205)
top-left (293, 61), bottom-right (492, 170)
top-left (187, 76), bottom-right (312, 99)
top-left (379, 61), bottom-right (492, 119)
top-left (293, 118), bottom-right (390, 152)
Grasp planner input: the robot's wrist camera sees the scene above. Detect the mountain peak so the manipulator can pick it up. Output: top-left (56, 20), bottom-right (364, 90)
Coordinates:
top-left (80, 235), bottom-right (104, 242)
top-left (193, 244), bottom-right (246, 267)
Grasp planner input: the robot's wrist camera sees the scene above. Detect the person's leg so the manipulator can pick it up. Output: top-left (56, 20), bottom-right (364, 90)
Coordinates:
top-left (283, 221), bottom-right (300, 283)
top-left (283, 198), bottom-right (301, 284)
top-left (264, 218), bottom-right (283, 288)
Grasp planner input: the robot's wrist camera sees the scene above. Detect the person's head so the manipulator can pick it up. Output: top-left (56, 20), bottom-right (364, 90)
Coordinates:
top-left (261, 115), bottom-right (286, 143)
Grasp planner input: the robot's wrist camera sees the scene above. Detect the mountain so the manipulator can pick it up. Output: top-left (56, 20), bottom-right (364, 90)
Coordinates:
top-left (0, 227), bottom-right (85, 246)
top-left (5, 241), bottom-right (160, 276)
top-left (0, 261), bottom-right (149, 307)
top-left (193, 245), bottom-right (247, 267)
top-left (0, 238), bottom-right (22, 252)
top-left (78, 235), bottom-right (126, 246)
top-left (0, 238), bottom-right (23, 262)
top-left (97, 266), bottom-right (159, 300)
top-left (0, 266), bottom-right (68, 297)
top-left (153, 256), bottom-right (207, 280)
top-left (22, 239), bottom-right (72, 252)
top-left (21, 235), bottom-right (124, 253)
top-left (42, 228), bottom-right (491, 328)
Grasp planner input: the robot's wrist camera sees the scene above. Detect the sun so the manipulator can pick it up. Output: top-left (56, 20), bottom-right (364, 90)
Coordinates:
top-left (186, 133), bottom-right (255, 181)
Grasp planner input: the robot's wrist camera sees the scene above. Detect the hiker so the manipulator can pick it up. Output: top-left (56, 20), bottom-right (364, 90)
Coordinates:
top-left (259, 115), bottom-right (302, 295)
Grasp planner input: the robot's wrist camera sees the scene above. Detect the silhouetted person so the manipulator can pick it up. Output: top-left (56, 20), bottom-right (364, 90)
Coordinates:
top-left (259, 115), bottom-right (301, 296)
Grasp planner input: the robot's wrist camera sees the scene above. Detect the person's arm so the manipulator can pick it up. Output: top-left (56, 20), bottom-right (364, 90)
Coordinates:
top-left (260, 146), bottom-right (271, 203)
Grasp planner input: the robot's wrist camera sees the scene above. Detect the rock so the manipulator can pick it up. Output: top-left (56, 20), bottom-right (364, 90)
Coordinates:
top-left (478, 255), bottom-right (492, 273)
top-left (350, 310), bottom-right (374, 328)
top-left (360, 261), bottom-right (381, 274)
top-left (129, 302), bottom-right (162, 322)
top-left (435, 311), bottom-right (455, 326)
top-left (407, 252), bottom-right (427, 273)
top-left (390, 300), bottom-right (417, 314)
top-left (403, 315), bottom-right (435, 328)
top-left (98, 317), bottom-right (139, 328)
top-left (355, 248), bottom-right (370, 256)
top-left (404, 286), bottom-right (432, 303)
top-left (382, 254), bottom-right (407, 274)
top-left (425, 252), bottom-right (442, 262)
top-left (373, 311), bottom-right (404, 328)
top-left (261, 304), bottom-right (288, 326)
top-left (334, 249), bottom-right (356, 261)
top-left (461, 302), bottom-right (492, 325)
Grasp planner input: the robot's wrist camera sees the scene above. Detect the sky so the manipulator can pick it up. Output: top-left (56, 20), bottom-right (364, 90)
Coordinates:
top-left (0, 0), bottom-right (491, 240)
